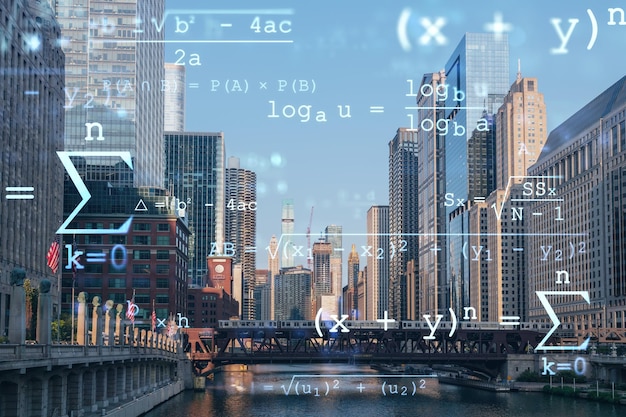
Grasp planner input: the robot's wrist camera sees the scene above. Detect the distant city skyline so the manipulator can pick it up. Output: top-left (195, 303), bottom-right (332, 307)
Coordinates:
top-left (163, 1), bottom-right (626, 277)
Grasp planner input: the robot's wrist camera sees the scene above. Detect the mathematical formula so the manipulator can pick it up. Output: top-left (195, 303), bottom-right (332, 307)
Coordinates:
top-left (258, 374), bottom-right (434, 397)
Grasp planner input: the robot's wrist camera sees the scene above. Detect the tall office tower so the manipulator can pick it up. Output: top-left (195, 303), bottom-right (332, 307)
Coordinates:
top-left (347, 244), bottom-right (360, 318)
top-left (268, 235), bottom-right (279, 319)
top-left (366, 205), bottom-right (389, 320)
top-left (164, 63), bottom-right (185, 131)
top-left (312, 240), bottom-right (333, 314)
top-left (225, 157), bottom-right (257, 319)
top-left (281, 199), bottom-right (295, 267)
top-left (164, 132), bottom-right (225, 287)
top-left (417, 71), bottom-right (447, 317)
top-left (528, 76), bottom-right (626, 332)
top-left (274, 266), bottom-right (312, 320)
top-left (417, 33), bottom-right (509, 316)
top-left (449, 114), bottom-right (497, 317)
top-left (56, 0), bottom-right (165, 188)
top-left (496, 69), bottom-right (547, 189)
top-left (254, 269), bottom-right (271, 320)
top-left (484, 74), bottom-right (548, 322)
top-left (388, 128), bottom-right (419, 320)
top-left (324, 225), bottom-right (343, 301)
top-left (467, 113), bottom-right (497, 200)
top-left (0, 0), bottom-right (65, 337)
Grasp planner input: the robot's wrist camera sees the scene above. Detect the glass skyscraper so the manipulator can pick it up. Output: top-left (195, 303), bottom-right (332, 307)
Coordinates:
top-left (417, 33), bottom-right (509, 315)
top-left (56, 0), bottom-right (165, 188)
top-left (164, 132), bottom-right (225, 287)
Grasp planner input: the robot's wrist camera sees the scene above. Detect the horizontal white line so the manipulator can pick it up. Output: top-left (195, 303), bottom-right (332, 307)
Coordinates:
top-left (221, 23), bottom-right (233, 27)
top-left (510, 198), bottom-right (563, 202)
top-left (6, 186), bottom-right (34, 192)
top-left (405, 106), bottom-right (486, 110)
top-left (512, 248), bottom-right (524, 251)
top-left (532, 212), bottom-right (543, 216)
top-left (6, 195), bottom-right (34, 199)
top-left (110, 39), bottom-right (294, 44)
top-left (205, 203), bottom-right (213, 207)
top-left (24, 91), bottom-right (39, 95)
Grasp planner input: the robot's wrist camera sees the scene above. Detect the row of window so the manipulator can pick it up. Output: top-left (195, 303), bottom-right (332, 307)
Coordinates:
top-left (78, 277), bottom-right (171, 289)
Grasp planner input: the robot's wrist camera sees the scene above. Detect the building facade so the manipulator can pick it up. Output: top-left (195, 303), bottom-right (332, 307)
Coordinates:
top-left (274, 266), bottom-right (312, 320)
top-left (417, 33), bottom-right (510, 317)
top-left (60, 185), bottom-right (190, 325)
top-left (528, 76), bottom-right (626, 333)
top-left (164, 132), bottom-right (225, 287)
top-left (224, 157), bottom-right (257, 319)
top-left (56, 0), bottom-right (165, 188)
top-left (366, 205), bottom-right (389, 320)
top-left (0, 0), bottom-right (65, 338)
top-left (163, 63), bottom-right (185, 131)
top-left (388, 128), bottom-right (419, 320)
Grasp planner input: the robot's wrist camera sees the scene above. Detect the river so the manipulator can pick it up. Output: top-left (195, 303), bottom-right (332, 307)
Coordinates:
top-left (143, 365), bottom-right (622, 417)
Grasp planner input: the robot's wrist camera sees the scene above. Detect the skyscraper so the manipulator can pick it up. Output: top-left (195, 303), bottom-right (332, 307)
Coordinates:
top-left (274, 266), bottom-right (312, 320)
top-left (417, 33), bottom-right (510, 316)
top-left (163, 63), bottom-right (185, 132)
top-left (528, 76), bottom-right (626, 332)
top-left (496, 69), bottom-right (547, 189)
top-left (324, 224), bottom-right (343, 301)
top-left (312, 239), bottom-right (333, 314)
top-left (0, 0), bottom-right (65, 337)
top-left (347, 244), bottom-right (359, 318)
top-left (281, 199), bottom-right (295, 267)
top-left (164, 132), bottom-right (225, 287)
top-left (268, 235), bottom-right (279, 319)
top-left (388, 128), bottom-right (419, 320)
top-left (56, 0), bottom-right (165, 187)
top-left (225, 157), bottom-right (257, 319)
top-left (366, 205), bottom-right (389, 320)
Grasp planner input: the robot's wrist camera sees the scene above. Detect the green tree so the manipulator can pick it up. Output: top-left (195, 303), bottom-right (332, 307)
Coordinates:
top-left (51, 313), bottom-right (73, 342)
top-left (24, 279), bottom-right (39, 340)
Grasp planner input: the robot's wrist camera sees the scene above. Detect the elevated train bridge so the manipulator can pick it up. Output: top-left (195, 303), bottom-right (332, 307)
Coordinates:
top-left (183, 320), bottom-right (582, 378)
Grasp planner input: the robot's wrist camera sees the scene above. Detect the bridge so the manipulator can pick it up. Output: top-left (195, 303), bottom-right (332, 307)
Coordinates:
top-left (0, 338), bottom-right (186, 417)
top-left (183, 326), bottom-right (553, 378)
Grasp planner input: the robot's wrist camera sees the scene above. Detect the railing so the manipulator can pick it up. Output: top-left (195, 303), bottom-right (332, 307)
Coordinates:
top-left (0, 342), bottom-right (181, 365)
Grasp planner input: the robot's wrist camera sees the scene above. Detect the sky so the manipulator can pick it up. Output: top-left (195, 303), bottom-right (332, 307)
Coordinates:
top-left (163, 0), bottom-right (625, 275)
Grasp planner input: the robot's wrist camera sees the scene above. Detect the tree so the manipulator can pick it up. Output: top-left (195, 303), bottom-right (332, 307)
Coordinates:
top-left (24, 279), bottom-right (39, 340)
top-left (51, 313), bottom-right (73, 342)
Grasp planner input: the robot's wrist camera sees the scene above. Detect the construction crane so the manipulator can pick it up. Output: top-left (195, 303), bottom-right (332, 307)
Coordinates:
top-left (306, 206), bottom-right (314, 269)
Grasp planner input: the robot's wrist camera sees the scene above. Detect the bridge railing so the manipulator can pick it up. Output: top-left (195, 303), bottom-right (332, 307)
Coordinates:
top-left (0, 343), bottom-right (181, 363)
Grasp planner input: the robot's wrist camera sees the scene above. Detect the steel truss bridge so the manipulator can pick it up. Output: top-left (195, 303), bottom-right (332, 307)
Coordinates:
top-left (184, 327), bottom-right (555, 378)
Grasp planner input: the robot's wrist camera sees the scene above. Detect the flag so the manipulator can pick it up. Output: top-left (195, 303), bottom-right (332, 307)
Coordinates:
top-left (46, 236), bottom-right (60, 273)
top-left (151, 301), bottom-right (156, 332)
top-left (126, 290), bottom-right (137, 324)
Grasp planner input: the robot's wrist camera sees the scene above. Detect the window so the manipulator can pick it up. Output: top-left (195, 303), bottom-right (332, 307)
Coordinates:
top-left (108, 278), bottom-right (126, 288)
top-left (156, 278), bottom-right (169, 288)
top-left (132, 264), bottom-right (150, 274)
top-left (84, 264), bottom-right (103, 274)
top-left (157, 223), bottom-right (170, 232)
top-left (156, 294), bottom-right (169, 304)
top-left (84, 277), bottom-right (102, 287)
top-left (156, 250), bottom-right (170, 260)
top-left (133, 278), bottom-right (151, 288)
top-left (133, 250), bottom-right (151, 260)
top-left (157, 235), bottom-right (170, 245)
top-left (135, 294), bottom-right (150, 304)
top-left (133, 235), bottom-right (150, 245)
top-left (133, 223), bottom-right (151, 231)
top-left (156, 264), bottom-right (170, 274)
top-left (85, 235), bottom-right (102, 244)
top-left (108, 293), bottom-right (126, 303)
